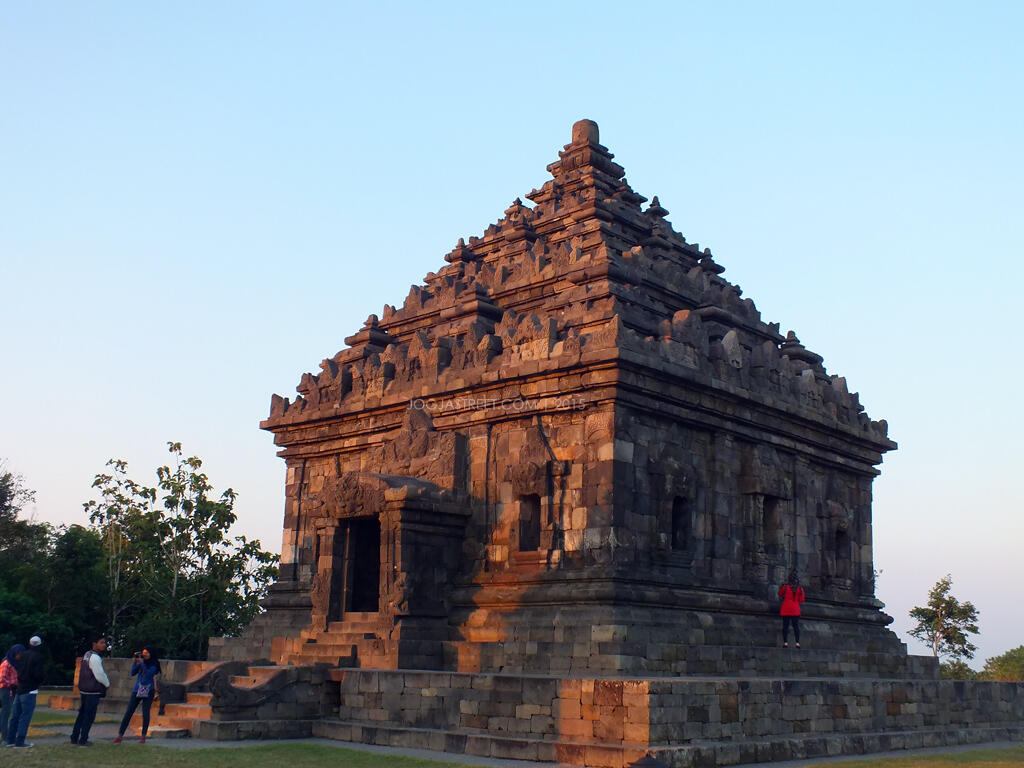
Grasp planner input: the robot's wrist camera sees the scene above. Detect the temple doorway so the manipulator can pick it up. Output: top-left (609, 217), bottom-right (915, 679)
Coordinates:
top-left (330, 517), bottom-right (381, 617)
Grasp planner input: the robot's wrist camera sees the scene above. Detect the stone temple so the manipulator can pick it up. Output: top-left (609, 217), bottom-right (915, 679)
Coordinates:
top-left (133, 121), bottom-right (1023, 765)
top-left (231, 118), bottom-right (906, 672)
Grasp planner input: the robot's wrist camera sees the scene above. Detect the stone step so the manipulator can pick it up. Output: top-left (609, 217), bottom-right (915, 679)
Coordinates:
top-left (129, 710), bottom-right (200, 731)
top-left (247, 665), bottom-right (287, 680)
top-left (296, 642), bottom-right (359, 652)
top-left (186, 692), bottom-right (213, 706)
top-left (163, 702), bottom-right (213, 719)
top-left (154, 715), bottom-right (202, 731)
top-left (127, 724), bottom-right (190, 739)
top-left (281, 645), bottom-right (357, 661)
top-left (329, 611), bottom-right (380, 624)
top-left (229, 675), bottom-right (262, 688)
top-left (280, 652), bottom-right (357, 667)
top-left (229, 665), bottom-right (290, 687)
top-left (176, 661), bottom-right (223, 685)
top-left (327, 620), bottom-right (385, 634)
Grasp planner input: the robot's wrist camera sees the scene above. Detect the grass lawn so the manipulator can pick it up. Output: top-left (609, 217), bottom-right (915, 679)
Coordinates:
top-left (31, 711), bottom-right (118, 726)
top-left (27, 710), bottom-right (119, 738)
top-left (0, 742), bottom-right (1022, 768)
top-left (800, 747), bottom-right (1024, 768)
top-left (0, 742), bottom-right (473, 767)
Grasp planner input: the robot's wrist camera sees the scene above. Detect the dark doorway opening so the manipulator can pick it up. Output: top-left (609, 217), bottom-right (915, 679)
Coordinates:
top-left (834, 527), bottom-right (851, 581)
top-left (331, 517), bottom-right (381, 618)
top-left (763, 496), bottom-right (784, 556)
top-left (518, 494), bottom-right (541, 552)
top-left (671, 497), bottom-right (689, 551)
top-left (350, 518), bottom-right (380, 612)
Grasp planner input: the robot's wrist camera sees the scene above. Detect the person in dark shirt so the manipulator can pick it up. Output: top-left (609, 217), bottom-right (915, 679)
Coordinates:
top-left (113, 647), bottom-right (162, 744)
top-left (4, 636), bottom-right (44, 748)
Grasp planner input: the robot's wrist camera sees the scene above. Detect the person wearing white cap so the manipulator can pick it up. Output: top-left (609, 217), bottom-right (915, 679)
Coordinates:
top-left (28, 637), bottom-right (41, 648)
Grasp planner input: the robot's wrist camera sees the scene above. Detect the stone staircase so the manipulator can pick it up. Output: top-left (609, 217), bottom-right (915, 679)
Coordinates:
top-left (130, 662), bottom-right (334, 740)
top-left (125, 691), bottom-right (213, 738)
top-left (273, 612), bottom-right (391, 668)
top-left (49, 658), bottom-right (221, 735)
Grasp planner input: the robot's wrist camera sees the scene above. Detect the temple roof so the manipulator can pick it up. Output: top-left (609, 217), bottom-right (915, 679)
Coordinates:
top-left (265, 120), bottom-right (892, 450)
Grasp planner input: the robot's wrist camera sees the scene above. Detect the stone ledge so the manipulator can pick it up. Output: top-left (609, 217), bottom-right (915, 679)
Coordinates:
top-left (313, 719), bottom-right (1024, 768)
top-left (194, 718), bottom-right (318, 740)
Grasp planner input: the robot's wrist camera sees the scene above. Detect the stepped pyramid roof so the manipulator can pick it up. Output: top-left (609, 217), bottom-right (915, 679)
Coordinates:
top-left (264, 120), bottom-right (893, 458)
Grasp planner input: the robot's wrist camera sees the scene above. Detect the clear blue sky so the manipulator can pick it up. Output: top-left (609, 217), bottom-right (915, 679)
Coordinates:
top-left (2, 2), bottom-right (1021, 666)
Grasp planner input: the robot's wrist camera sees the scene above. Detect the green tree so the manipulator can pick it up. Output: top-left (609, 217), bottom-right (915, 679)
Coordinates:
top-left (85, 442), bottom-right (278, 659)
top-left (0, 459), bottom-right (45, 572)
top-left (981, 645), bottom-right (1024, 682)
top-left (82, 458), bottom-right (158, 639)
top-left (908, 575), bottom-right (980, 661)
top-left (939, 659), bottom-right (979, 680)
top-left (44, 525), bottom-right (111, 665)
top-left (0, 459), bottom-right (49, 618)
top-left (0, 459), bottom-right (36, 524)
top-left (0, 463), bottom-right (108, 683)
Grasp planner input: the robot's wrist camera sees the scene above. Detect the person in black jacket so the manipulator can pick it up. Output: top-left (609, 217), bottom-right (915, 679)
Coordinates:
top-left (4, 636), bottom-right (44, 748)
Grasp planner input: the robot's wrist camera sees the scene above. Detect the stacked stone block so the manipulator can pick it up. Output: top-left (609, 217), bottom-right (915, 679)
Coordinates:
top-left (319, 669), bottom-right (1024, 767)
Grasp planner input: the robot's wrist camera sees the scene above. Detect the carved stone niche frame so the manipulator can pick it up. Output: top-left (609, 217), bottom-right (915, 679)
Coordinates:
top-left (506, 457), bottom-right (570, 565)
top-left (737, 442), bottom-right (796, 592)
top-left (823, 498), bottom-right (856, 593)
top-left (307, 473), bottom-right (388, 632)
top-left (655, 466), bottom-right (696, 570)
top-left (309, 470), bottom-right (473, 632)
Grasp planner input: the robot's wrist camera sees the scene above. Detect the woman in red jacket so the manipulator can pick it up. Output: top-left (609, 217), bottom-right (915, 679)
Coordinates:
top-left (778, 571), bottom-right (805, 648)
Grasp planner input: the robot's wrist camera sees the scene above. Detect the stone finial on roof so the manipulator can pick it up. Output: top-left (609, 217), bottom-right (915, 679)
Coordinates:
top-left (548, 120), bottom-right (623, 182)
top-left (699, 249), bottom-right (725, 275)
top-left (504, 198), bottom-right (527, 221)
top-left (647, 196), bottom-right (669, 218)
top-left (780, 330), bottom-right (824, 366)
top-left (571, 119), bottom-right (600, 145)
top-left (344, 313), bottom-right (397, 350)
top-left (445, 237), bottom-right (477, 264)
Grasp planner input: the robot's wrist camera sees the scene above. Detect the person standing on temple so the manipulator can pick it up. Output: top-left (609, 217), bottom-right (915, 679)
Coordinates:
top-left (778, 571), bottom-right (805, 648)
top-left (4, 636), bottom-right (44, 748)
top-left (113, 647), bottom-right (161, 744)
top-left (0, 644), bottom-right (25, 745)
top-left (70, 635), bottom-right (110, 746)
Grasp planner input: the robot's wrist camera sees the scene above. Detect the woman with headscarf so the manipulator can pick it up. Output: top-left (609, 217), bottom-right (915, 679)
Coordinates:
top-left (778, 571), bottom-right (806, 648)
top-left (0, 645), bottom-right (24, 745)
top-left (113, 647), bottom-right (161, 744)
